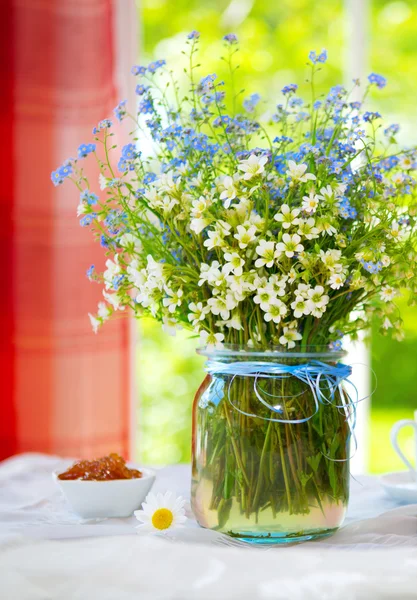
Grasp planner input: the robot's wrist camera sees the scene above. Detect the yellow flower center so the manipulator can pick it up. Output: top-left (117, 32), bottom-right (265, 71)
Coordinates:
top-left (151, 508), bottom-right (174, 530)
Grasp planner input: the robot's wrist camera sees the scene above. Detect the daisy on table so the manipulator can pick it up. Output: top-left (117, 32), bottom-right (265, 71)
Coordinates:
top-left (134, 491), bottom-right (187, 534)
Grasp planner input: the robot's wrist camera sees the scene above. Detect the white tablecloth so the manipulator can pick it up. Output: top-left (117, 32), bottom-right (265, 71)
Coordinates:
top-left (1, 453), bottom-right (417, 599)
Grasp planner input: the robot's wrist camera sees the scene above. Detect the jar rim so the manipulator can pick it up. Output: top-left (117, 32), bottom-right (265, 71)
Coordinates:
top-left (197, 343), bottom-right (346, 361)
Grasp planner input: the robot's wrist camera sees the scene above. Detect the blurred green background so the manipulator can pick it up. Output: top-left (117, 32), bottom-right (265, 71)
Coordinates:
top-left (135, 0), bottom-right (417, 473)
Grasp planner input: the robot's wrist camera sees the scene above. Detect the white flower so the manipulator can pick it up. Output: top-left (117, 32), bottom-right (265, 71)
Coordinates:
top-left (306, 285), bottom-right (329, 317)
top-left (291, 296), bottom-right (311, 318)
top-left (274, 204), bottom-right (301, 229)
top-left (163, 287), bottom-right (183, 313)
top-left (328, 273), bottom-right (346, 289)
top-left (297, 218), bottom-right (319, 240)
top-left (380, 285), bottom-right (399, 302)
top-left (234, 224), bottom-right (257, 249)
top-left (190, 217), bottom-right (211, 235)
top-left (99, 173), bottom-right (109, 190)
top-left (382, 317), bottom-right (393, 330)
top-left (388, 221), bottom-right (406, 241)
top-left (188, 302), bottom-right (209, 327)
top-left (268, 274), bottom-right (287, 297)
top-left (263, 299), bottom-right (287, 323)
top-left (119, 233), bottom-right (142, 250)
top-left (216, 314), bottom-right (243, 330)
top-left (320, 185), bottom-right (334, 201)
top-left (162, 315), bottom-right (182, 336)
top-left (97, 301), bottom-right (111, 320)
top-left (191, 195), bottom-right (211, 218)
top-left (204, 229), bottom-right (225, 250)
top-left (254, 286), bottom-right (276, 311)
top-left (279, 326), bottom-right (302, 349)
top-left (302, 191), bottom-right (321, 213)
top-left (199, 330), bottom-right (225, 349)
top-left (88, 313), bottom-right (101, 334)
top-left (222, 252), bottom-right (245, 276)
top-left (238, 154), bottom-right (268, 180)
top-left (320, 249), bottom-right (342, 270)
top-left (318, 220), bottom-right (337, 236)
top-left (207, 295), bottom-right (236, 320)
top-left (103, 290), bottom-right (125, 311)
top-left (77, 202), bottom-right (88, 217)
top-left (198, 261), bottom-right (221, 286)
top-left (255, 240), bottom-right (279, 268)
top-left (286, 160), bottom-right (316, 183)
top-left (400, 155), bottom-right (414, 170)
top-left (287, 268), bottom-right (297, 284)
top-left (276, 233), bottom-right (304, 258)
top-left (219, 175), bottom-right (239, 208)
top-left (134, 491), bottom-right (187, 534)
top-left (103, 257), bottom-right (121, 290)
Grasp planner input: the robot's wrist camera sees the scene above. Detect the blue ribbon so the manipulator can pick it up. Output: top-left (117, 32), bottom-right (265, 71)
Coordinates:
top-left (205, 359), bottom-right (358, 460)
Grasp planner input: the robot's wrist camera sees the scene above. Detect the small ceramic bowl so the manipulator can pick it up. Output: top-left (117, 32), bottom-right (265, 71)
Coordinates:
top-left (380, 471), bottom-right (417, 504)
top-left (53, 466), bottom-right (156, 519)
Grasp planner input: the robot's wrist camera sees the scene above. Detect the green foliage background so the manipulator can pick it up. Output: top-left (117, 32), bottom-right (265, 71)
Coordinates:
top-left (135, 0), bottom-right (417, 472)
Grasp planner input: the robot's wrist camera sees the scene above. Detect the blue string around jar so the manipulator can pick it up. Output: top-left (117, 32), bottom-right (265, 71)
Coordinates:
top-left (191, 345), bottom-right (356, 544)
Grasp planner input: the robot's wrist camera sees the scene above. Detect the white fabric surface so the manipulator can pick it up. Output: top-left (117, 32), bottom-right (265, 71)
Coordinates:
top-left (1, 453), bottom-right (417, 599)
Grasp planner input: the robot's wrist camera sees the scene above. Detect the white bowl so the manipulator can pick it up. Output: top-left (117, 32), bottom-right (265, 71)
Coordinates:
top-left (53, 466), bottom-right (156, 519)
top-left (380, 471), bottom-right (417, 504)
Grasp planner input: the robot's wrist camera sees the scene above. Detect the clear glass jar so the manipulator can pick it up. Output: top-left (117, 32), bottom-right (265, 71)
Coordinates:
top-left (191, 346), bottom-right (351, 544)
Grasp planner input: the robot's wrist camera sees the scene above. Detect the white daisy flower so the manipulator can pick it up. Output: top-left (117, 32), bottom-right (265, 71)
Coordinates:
top-left (380, 285), bottom-right (399, 302)
top-left (222, 252), bottom-right (245, 276)
top-left (199, 330), bottom-right (225, 349)
top-left (276, 233), bottom-right (304, 258)
top-left (302, 191), bottom-right (321, 213)
top-left (274, 204), bottom-right (301, 229)
top-left (134, 491), bottom-right (187, 534)
top-left (279, 326), bottom-right (302, 349)
top-left (238, 154), bottom-right (268, 180)
top-left (234, 224), bottom-right (257, 249)
top-left (400, 155), bottom-right (414, 170)
top-left (286, 160), bottom-right (316, 183)
top-left (255, 240), bottom-right (279, 268)
top-left (388, 221), bottom-right (406, 241)
top-left (328, 273), bottom-right (346, 289)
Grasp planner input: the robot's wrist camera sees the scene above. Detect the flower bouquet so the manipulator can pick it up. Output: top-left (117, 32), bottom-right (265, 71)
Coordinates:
top-left (53, 33), bottom-right (417, 543)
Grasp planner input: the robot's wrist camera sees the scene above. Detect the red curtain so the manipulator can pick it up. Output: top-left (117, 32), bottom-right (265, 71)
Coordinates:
top-left (0, 0), bottom-right (135, 460)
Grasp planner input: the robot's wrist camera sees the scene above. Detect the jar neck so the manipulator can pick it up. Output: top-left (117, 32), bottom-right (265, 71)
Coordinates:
top-left (197, 344), bottom-right (346, 365)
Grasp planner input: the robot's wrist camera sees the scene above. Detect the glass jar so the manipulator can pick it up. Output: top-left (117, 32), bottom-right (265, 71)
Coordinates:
top-left (191, 346), bottom-right (352, 544)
